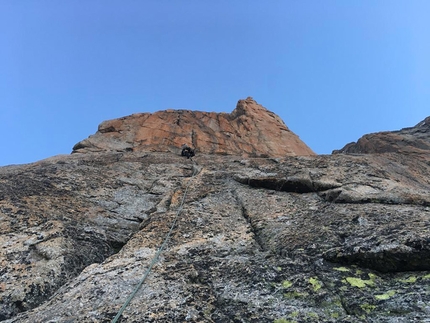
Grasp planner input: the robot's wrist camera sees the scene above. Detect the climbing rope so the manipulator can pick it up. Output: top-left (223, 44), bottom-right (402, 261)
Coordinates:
top-left (111, 161), bottom-right (198, 323)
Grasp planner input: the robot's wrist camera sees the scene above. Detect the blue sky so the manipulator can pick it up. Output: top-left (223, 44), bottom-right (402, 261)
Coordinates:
top-left (1, 1), bottom-right (429, 166)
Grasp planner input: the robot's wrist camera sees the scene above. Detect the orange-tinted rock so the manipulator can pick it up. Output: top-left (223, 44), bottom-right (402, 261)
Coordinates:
top-left (72, 97), bottom-right (315, 157)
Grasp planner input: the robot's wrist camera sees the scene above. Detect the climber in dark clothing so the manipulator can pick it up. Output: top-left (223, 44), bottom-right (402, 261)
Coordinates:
top-left (181, 144), bottom-right (195, 159)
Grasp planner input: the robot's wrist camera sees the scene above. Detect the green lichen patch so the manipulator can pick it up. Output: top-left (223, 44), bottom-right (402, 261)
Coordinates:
top-left (273, 319), bottom-right (296, 323)
top-left (423, 273), bottom-right (430, 280)
top-left (374, 290), bottom-right (396, 300)
top-left (344, 277), bottom-right (374, 288)
top-left (308, 277), bottom-right (322, 292)
top-left (398, 276), bottom-right (417, 283)
top-left (307, 312), bottom-right (319, 319)
top-left (282, 280), bottom-right (293, 288)
top-left (333, 266), bottom-right (350, 272)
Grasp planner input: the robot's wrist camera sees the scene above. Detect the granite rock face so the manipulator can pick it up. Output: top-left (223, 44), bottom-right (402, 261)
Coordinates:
top-left (72, 97), bottom-right (315, 158)
top-left (1, 108), bottom-right (430, 323)
top-left (334, 116), bottom-right (430, 154)
top-left (1, 151), bottom-right (430, 323)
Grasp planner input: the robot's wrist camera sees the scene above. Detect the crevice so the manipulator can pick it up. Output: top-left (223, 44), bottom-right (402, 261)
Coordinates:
top-left (232, 190), bottom-right (266, 252)
top-left (312, 270), bottom-right (352, 318)
top-left (108, 240), bottom-right (127, 254)
top-left (339, 296), bottom-right (354, 316)
top-left (323, 246), bottom-right (430, 273)
top-left (241, 204), bottom-right (265, 251)
top-left (235, 175), bottom-right (430, 207)
top-left (191, 129), bottom-right (198, 150)
top-left (234, 176), bottom-right (316, 193)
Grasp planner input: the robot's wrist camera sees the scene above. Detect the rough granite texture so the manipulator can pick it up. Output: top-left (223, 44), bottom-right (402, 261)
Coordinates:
top-left (1, 108), bottom-right (430, 323)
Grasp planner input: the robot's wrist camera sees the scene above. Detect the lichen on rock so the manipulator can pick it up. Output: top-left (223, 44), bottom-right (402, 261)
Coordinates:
top-left (1, 108), bottom-right (429, 322)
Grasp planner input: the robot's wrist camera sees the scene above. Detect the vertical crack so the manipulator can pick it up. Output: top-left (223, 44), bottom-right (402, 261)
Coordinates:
top-left (232, 189), bottom-right (266, 252)
top-left (191, 130), bottom-right (197, 150)
top-left (316, 272), bottom-right (351, 317)
top-left (339, 296), bottom-right (353, 316)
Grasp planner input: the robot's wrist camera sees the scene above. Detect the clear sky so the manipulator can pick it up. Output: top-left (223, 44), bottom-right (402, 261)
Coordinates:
top-left (1, 1), bottom-right (429, 166)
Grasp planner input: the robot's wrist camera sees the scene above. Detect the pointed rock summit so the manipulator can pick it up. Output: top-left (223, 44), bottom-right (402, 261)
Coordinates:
top-left (73, 97), bottom-right (315, 157)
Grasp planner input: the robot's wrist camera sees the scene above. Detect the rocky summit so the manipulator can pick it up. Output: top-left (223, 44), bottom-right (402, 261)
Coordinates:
top-left (72, 97), bottom-right (315, 158)
top-left (1, 101), bottom-right (429, 323)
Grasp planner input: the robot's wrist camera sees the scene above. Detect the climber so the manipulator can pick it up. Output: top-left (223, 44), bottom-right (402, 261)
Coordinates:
top-left (181, 144), bottom-right (195, 159)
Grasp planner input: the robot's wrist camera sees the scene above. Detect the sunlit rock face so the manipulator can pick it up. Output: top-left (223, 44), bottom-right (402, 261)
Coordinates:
top-left (72, 97), bottom-right (315, 158)
top-left (1, 102), bottom-right (430, 322)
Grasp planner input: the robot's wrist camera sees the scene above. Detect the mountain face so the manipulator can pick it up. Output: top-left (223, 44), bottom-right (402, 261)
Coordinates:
top-left (72, 97), bottom-right (315, 158)
top-left (1, 102), bottom-right (430, 323)
top-left (334, 116), bottom-right (430, 154)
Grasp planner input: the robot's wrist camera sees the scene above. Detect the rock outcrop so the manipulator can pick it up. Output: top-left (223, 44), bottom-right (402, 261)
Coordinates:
top-left (1, 103), bottom-right (430, 323)
top-left (72, 97), bottom-right (315, 158)
top-left (334, 116), bottom-right (430, 154)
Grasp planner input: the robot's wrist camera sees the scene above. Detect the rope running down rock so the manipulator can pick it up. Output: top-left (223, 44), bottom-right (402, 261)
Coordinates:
top-left (111, 161), bottom-right (199, 323)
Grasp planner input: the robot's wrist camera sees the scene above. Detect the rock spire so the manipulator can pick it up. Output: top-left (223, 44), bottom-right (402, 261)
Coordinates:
top-left (72, 97), bottom-right (315, 157)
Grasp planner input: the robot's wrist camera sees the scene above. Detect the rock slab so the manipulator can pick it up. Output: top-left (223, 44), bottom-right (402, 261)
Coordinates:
top-left (1, 150), bottom-right (430, 323)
